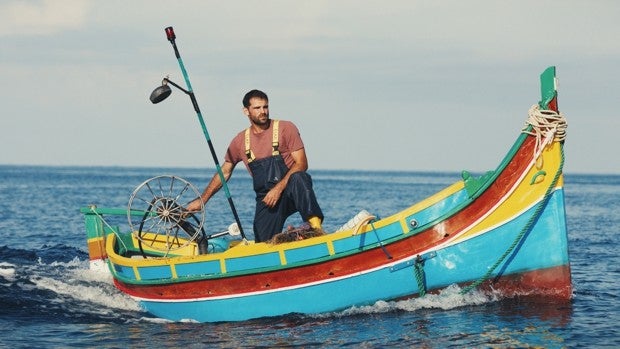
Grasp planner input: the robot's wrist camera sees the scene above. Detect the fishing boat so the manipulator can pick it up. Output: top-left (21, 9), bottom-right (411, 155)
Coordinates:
top-left (81, 27), bottom-right (571, 322)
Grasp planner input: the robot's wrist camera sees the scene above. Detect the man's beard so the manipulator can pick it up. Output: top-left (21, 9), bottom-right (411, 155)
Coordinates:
top-left (253, 114), bottom-right (269, 126)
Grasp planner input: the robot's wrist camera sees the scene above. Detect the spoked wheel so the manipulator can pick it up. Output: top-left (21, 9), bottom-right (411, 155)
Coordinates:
top-left (127, 175), bottom-right (206, 256)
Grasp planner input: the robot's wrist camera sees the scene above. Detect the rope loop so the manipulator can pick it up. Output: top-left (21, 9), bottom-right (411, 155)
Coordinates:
top-left (522, 104), bottom-right (567, 142)
top-left (414, 256), bottom-right (427, 297)
top-left (522, 105), bottom-right (567, 167)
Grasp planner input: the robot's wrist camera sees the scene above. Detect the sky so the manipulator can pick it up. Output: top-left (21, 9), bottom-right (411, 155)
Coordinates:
top-left (1, 0), bottom-right (619, 174)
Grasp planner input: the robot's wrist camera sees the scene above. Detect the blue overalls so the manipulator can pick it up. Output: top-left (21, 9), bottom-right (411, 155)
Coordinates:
top-left (245, 120), bottom-right (323, 242)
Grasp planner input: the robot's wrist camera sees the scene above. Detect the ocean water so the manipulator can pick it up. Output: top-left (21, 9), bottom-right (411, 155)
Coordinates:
top-left (0, 165), bottom-right (618, 348)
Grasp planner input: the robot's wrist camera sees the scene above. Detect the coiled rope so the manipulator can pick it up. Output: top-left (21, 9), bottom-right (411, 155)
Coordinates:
top-left (522, 104), bottom-right (567, 168)
top-left (414, 256), bottom-right (427, 297)
top-left (458, 106), bottom-right (567, 295)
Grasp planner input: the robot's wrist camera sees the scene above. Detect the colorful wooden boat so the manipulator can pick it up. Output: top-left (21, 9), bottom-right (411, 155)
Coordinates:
top-left (81, 66), bottom-right (571, 322)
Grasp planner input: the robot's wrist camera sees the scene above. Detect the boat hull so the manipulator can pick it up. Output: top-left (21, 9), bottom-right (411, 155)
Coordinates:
top-left (116, 187), bottom-right (569, 322)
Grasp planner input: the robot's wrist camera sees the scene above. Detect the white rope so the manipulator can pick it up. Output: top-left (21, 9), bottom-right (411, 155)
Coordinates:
top-left (522, 104), bottom-right (567, 167)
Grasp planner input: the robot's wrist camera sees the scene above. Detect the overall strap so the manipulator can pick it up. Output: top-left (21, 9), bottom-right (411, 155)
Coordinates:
top-left (244, 128), bottom-right (254, 162)
top-left (245, 119), bottom-right (280, 163)
top-left (271, 119), bottom-right (280, 156)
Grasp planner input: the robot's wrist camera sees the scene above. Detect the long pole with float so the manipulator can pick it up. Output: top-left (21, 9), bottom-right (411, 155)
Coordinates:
top-left (156, 26), bottom-right (247, 241)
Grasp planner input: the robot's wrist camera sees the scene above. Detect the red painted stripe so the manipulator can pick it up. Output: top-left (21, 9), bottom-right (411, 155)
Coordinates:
top-left (475, 264), bottom-right (572, 299)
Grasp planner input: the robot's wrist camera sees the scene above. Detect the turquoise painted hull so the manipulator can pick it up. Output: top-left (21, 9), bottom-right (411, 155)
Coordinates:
top-left (137, 189), bottom-right (568, 322)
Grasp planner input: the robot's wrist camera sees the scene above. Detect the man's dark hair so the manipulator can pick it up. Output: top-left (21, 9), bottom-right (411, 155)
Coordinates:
top-left (242, 89), bottom-right (269, 107)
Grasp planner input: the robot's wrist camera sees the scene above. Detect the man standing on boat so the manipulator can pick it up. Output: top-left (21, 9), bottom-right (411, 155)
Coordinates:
top-left (186, 89), bottom-right (324, 242)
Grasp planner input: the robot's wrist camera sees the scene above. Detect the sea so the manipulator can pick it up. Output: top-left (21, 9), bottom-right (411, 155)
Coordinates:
top-left (0, 165), bottom-right (618, 348)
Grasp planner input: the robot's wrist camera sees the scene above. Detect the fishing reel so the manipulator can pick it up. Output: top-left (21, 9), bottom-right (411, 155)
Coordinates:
top-left (127, 175), bottom-right (207, 255)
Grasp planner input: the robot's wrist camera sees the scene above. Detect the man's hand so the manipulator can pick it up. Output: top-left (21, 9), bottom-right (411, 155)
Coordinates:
top-left (261, 148), bottom-right (308, 208)
top-left (185, 198), bottom-right (203, 214)
top-left (184, 161), bottom-right (235, 214)
top-left (262, 185), bottom-right (284, 208)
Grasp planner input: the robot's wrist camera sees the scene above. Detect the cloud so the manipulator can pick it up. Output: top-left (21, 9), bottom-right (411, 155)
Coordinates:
top-left (0, 0), bottom-right (90, 36)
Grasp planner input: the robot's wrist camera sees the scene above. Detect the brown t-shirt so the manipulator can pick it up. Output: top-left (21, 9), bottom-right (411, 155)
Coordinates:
top-left (225, 119), bottom-right (304, 174)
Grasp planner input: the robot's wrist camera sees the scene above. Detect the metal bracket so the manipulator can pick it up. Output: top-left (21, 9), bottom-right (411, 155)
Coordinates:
top-left (389, 251), bottom-right (436, 272)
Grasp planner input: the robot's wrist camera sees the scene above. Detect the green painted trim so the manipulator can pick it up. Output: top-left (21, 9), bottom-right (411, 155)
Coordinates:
top-left (84, 212), bottom-right (105, 240)
top-left (539, 66), bottom-right (556, 109)
top-left (80, 206), bottom-right (151, 217)
top-left (530, 170), bottom-right (547, 185)
top-left (462, 170), bottom-right (496, 198)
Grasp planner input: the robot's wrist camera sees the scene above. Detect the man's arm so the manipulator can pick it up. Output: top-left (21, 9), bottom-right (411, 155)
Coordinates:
top-left (186, 161), bottom-right (235, 212)
top-left (262, 148), bottom-right (307, 208)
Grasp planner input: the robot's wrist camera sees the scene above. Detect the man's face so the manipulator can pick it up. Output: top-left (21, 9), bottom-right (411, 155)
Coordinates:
top-left (244, 97), bottom-right (269, 126)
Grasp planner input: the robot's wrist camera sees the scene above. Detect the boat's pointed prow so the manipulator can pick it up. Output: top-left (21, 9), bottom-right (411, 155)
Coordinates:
top-left (540, 66), bottom-right (558, 112)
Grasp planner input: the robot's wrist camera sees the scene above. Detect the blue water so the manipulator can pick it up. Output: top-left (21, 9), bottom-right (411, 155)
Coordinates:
top-left (0, 165), bottom-right (618, 348)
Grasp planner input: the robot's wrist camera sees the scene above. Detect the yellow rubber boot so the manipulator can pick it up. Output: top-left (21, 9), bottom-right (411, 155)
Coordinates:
top-left (308, 216), bottom-right (325, 235)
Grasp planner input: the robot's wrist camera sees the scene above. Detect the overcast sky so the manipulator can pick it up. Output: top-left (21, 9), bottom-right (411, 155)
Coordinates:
top-left (1, 1), bottom-right (618, 174)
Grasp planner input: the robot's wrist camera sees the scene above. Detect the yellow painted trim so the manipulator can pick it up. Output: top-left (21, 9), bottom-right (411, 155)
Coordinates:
top-left (170, 263), bottom-right (178, 279)
top-left (129, 232), bottom-right (197, 256)
top-left (105, 178), bottom-right (468, 270)
top-left (452, 142), bottom-right (563, 242)
top-left (219, 258), bottom-right (227, 273)
top-left (399, 218), bottom-right (409, 234)
top-left (327, 240), bottom-right (335, 255)
top-left (278, 249), bottom-right (287, 265)
top-left (87, 237), bottom-right (106, 259)
top-left (87, 236), bottom-right (104, 244)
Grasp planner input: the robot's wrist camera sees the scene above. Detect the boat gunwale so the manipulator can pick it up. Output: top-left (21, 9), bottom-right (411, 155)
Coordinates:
top-left (105, 131), bottom-right (543, 288)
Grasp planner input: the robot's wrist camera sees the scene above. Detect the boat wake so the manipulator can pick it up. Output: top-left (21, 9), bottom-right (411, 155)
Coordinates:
top-left (0, 244), bottom-right (510, 324)
top-left (323, 284), bottom-right (497, 319)
top-left (0, 244), bottom-right (150, 323)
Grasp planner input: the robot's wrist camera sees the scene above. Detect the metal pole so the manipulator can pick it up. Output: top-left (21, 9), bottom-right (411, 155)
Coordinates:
top-left (164, 26), bottom-right (247, 240)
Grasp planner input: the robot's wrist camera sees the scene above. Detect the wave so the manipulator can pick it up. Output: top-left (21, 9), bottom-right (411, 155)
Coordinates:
top-left (0, 243), bottom-right (570, 326)
top-left (0, 244), bottom-right (151, 324)
top-left (317, 284), bottom-right (496, 319)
